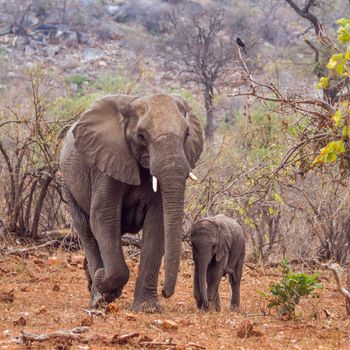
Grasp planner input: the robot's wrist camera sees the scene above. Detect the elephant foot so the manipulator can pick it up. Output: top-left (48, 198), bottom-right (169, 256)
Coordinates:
top-left (94, 267), bottom-right (127, 300)
top-left (230, 304), bottom-right (240, 312)
top-left (132, 298), bottom-right (164, 313)
top-left (89, 290), bottom-right (104, 308)
top-left (89, 285), bottom-right (122, 308)
top-left (208, 302), bottom-right (221, 312)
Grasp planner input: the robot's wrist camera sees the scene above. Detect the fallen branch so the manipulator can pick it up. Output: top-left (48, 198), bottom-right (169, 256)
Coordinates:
top-left (139, 341), bottom-right (177, 348)
top-left (4, 240), bottom-right (58, 256)
top-left (81, 308), bottom-right (106, 318)
top-left (111, 332), bottom-right (139, 344)
top-left (121, 234), bottom-right (141, 248)
top-left (186, 343), bottom-right (206, 349)
top-left (324, 263), bottom-right (350, 301)
top-left (19, 326), bottom-right (89, 343)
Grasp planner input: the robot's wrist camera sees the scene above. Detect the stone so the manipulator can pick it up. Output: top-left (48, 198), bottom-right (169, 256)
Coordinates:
top-left (83, 48), bottom-right (103, 61)
top-left (13, 36), bottom-right (29, 49)
top-left (64, 31), bottom-right (79, 47)
top-left (105, 5), bottom-right (122, 16)
top-left (0, 24), bottom-right (12, 36)
top-left (45, 46), bottom-right (59, 58)
top-left (24, 45), bottom-right (36, 57)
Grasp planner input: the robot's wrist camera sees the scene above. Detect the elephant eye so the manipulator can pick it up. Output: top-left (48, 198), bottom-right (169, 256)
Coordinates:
top-left (137, 131), bottom-right (147, 144)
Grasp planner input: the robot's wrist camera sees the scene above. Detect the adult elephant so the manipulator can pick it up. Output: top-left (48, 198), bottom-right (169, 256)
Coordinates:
top-left (60, 94), bottom-right (204, 312)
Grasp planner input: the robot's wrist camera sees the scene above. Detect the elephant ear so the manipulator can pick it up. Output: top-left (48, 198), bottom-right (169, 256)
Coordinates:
top-left (172, 95), bottom-right (204, 169)
top-left (215, 220), bottom-right (232, 263)
top-left (72, 94), bottom-right (140, 185)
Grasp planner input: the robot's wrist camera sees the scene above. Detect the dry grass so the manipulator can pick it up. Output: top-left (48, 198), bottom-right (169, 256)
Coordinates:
top-left (0, 248), bottom-right (349, 349)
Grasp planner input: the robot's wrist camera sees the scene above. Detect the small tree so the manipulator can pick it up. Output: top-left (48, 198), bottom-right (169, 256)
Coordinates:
top-left (165, 3), bottom-right (237, 141)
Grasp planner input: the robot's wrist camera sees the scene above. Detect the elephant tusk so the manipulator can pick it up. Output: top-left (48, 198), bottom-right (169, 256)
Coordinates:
top-left (188, 172), bottom-right (198, 182)
top-left (152, 176), bottom-right (158, 192)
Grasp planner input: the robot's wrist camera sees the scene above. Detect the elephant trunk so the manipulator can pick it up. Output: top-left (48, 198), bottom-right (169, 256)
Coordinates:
top-left (198, 258), bottom-right (209, 309)
top-left (160, 176), bottom-right (186, 298)
top-left (150, 135), bottom-right (190, 298)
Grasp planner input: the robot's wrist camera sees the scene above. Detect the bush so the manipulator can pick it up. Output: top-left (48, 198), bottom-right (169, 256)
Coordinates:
top-left (266, 259), bottom-right (322, 318)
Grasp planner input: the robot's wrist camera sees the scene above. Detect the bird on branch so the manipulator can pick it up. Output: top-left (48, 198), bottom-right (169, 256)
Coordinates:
top-left (236, 37), bottom-right (247, 54)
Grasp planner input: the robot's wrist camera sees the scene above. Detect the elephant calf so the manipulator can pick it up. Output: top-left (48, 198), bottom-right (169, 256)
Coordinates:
top-left (190, 214), bottom-right (245, 312)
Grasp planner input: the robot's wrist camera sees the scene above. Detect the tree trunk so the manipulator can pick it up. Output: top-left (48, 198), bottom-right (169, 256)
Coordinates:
top-left (204, 85), bottom-right (215, 142)
top-left (31, 175), bottom-right (52, 239)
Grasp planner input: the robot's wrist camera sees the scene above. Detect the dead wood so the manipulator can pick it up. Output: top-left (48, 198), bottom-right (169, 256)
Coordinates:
top-left (4, 240), bottom-right (58, 256)
top-left (111, 332), bottom-right (139, 344)
top-left (324, 263), bottom-right (350, 301)
top-left (19, 326), bottom-right (89, 343)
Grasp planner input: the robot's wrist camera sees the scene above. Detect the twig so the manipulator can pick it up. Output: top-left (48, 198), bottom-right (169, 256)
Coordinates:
top-left (139, 341), bottom-right (177, 348)
top-left (121, 234), bottom-right (141, 248)
top-left (81, 308), bottom-right (106, 318)
top-left (111, 332), bottom-right (139, 344)
top-left (4, 240), bottom-right (58, 256)
top-left (323, 263), bottom-right (350, 300)
top-left (186, 343), bottom-right (206, 349)
top-left (19, 326), bottom-right (89, 343)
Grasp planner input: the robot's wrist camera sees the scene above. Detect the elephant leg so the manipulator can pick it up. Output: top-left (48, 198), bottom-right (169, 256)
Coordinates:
top-left (132, 203), bottom-right (164, 313)
top-left (213, 289), bottom-right (221, 312)
top-left (193, 260), bottom-right (202, 310)
top-left (83, 257), bottom-right (92, 291)
top-left (229, 257), bottom-right (244, 311)
top-left (229, 273), bottom-right (241, 311)
top-left (207, 261), bottom-right (224, 312)
top-left (64, 188), bottom-right (104, 307)
top-left (90, 184), bottom-right (129, 304)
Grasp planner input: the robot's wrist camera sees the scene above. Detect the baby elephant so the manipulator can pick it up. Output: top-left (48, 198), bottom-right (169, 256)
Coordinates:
top-left (190, 214), bottom-right (245, 312)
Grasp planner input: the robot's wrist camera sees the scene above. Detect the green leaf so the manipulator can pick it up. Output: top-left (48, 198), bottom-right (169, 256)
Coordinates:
top-left (316, 77), bottom-right (329, 89)
top-left (336, 18), bottom-right (350, 27)
top-left (332, 109), bottom-right (342, 127)
top-left (326, 54), bottom-right (343, 70)
top-left (273, 192), bottom-right (284, 204)
top-left (345, 47), bottom-right (350, 60)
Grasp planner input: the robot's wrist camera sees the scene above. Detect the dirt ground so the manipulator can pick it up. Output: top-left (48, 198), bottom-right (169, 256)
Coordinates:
top-left (0, 247), bottom-right (349, 350)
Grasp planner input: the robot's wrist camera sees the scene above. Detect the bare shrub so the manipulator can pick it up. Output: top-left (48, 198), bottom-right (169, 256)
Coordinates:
top-left (0, 65), bottom-right (66, 238)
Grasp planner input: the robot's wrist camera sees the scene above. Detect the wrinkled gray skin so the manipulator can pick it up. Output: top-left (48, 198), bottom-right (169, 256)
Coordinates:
top-left (190, 214), bottom-right (245, 312)
top-left (60, 94), bottom-right (204, 312)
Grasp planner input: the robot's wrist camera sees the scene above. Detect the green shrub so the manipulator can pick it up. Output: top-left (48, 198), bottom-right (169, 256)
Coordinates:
top-left (266, 259), bottom-right (322, 318)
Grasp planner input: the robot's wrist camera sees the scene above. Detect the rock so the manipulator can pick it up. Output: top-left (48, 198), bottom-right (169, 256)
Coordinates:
top-left (13, 316), bottom-right (26, 327)
top-left (64, 31), bottom-right (79, 47)
top-left (97, 22), bottom-right (124, 41)
top-left (33, 24), bottom-right (58, 36)
top-left (25, 14), bottom-right (39, 27)
top-left (13, 36), bottom-right (29, 49)
top-left (0, 289), bottom-right (15, 303)
top-left (162, 319), bottom-right (178, 330)
top-left (107, 303), bottom-right (120, 314)
top-left (80, 315), bottom-right (93, 327)
top-left (52, 284), bottom-right (60, 292)
top-left (0, 24), bottom-right (12, 36)
top-left (24, 45), bottom-right (36, 57)
top-left (31, 33), bottom-right (46, 44)
top-left (125, 313), bottom-right (137, 321)
top-left (77, 32), bottom-right (90, 45)
top-left (36, 305), bottom-right (47, 314)
top-left (153, 319), bottom-right (179, 331)
top-left (113, 3), bottom-right (138, 23)
top-left (45, 46), bottom-right (59, 58)
top-left (83, 48), bottom-right (103, 61)
top-left (237, 320), bottom-right (263, 338)
top-left (105, 5), bottom-right (122, 16)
